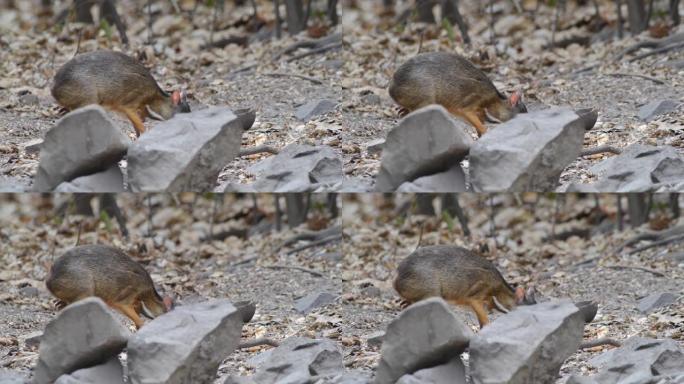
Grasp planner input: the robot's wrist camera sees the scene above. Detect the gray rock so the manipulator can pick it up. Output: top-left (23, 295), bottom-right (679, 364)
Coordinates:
top-left (33, 298), bottom-right (131, 384)
top-left (637, 292), bottom-right (678, 313)
top-left (295, 99), bottom-right (337, 121)
top-left (224, 376), bottom-right (256, 384)
top-left (326, 373), bottom-right (372, 384)
top-left (235, 301), bottom-right (257, 323)
top-left (396, 165), bottom-right (466, 192)
top-left (127, 299), bottom-right (244, 384)
top-left (375, 298), bottom-right (473, 384)
top-left (638, 99), bottom-right (679, 122)
top-left (364, 331), bottom-right (385, 348)
top-left (587, 337), bottom-right (684, 384)
top-left (340, 177), bottom-right (373, 192)
top-left (470, 299), bottom-right (585, 384)
top-left (54, 357), bottom-right (124, 384)
top-left (248, 337), bottom-right (344, 383)
top-left (128, 107), bottom-right (253, 192)
top-left (0, 370), bottom-right (27, 384)
top-left (396, 357), bottom-right (467, 384)
top-left (470, 107), bottom-right (589, 192)
top-left (22, 331), bottom-right (43, 349)
top-left (228, 144), bottom-right (343, 192)
top-left (366, 139), bottom-right (385, 156)
top-left (375, 105), bottom-right (473, 192)
top-left (19, 94), bottom-right (40, 106)
top-left (18, 286), bottom-right (39, 297)
top-left (246, 350), bottom-right (272, 369)
top-left (33, 105), bottom-right (129, 192)
top-left (575, 301), bottom-right (599, 323)
top-left (294, 292), bottom-right (337, 314)
top-left (574, 144), bottom-right (684, 192)
top-left (22, 138), bottom-right (43, 155)
top-left (54, 166), bottom-right (124, 192)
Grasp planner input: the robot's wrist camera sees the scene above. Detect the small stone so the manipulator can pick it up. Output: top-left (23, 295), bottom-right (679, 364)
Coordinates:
top-left (54, 166), bottom-right (124, 193)
top-left (294, 292), bottom-right (337, 314)
top-left (637, 292), bottom-right (678, 313)
top-left (295, 99), bottom-right (337, 121)
top-left (54, 357), bottom-right (124, 384)
top-left (638, 99), bottom-right (679, 122)
top-left (18, 286), bottom-right (39, 297)
top-left (366, 138), bottom-right (385, 156)
top-left (365, 331), bottom-right (385, 348)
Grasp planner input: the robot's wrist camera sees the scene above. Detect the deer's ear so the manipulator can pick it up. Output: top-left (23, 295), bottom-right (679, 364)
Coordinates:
top-left (515, 286), bottom-right (525, 303)
top-left (171, 90), bottom-right (181, 105)
top-left (509, 90), bottom-right (522, 107)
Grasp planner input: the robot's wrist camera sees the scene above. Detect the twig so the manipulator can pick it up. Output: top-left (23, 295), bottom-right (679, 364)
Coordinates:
top-left (279, 226), bottom-right (341, 249)
top-left (604, 264), bottom-right (666, 277)
top-left (604, 72), bottom-right (664, 85)
top-left (238, 338), bottom-right (280, 349)
top-left (262, 72), bottom-right (323, 84)
top-left (286, 233), bottom-right (342, 254)
top-left (580, 145), bottom-right (622, 157)
top-left (579, 338), bottom-right (622, 349)
top-left (262, 264), bottom-right (324, 277)
top-left (628, 233), bottom-right (684, 255)
top-left (239, 145), bottom-right (279, 157)
top-left (285, 42), bottom-right (342, 62)
top-left (272, 33), bottom-right (341, 61)
top-left (629, 41), bottom-right (684, 62)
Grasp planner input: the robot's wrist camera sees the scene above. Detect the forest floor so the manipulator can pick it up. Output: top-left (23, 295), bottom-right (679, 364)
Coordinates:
top-left (0, 0), bottom-right (343, 191)
top-left (1, 194), bottom-right (683, 383)
top-left (0, 194), bottom-right (343, 382)
top-left (339, 194), bottom-right (684, 380)
top-left (339, 1), bottom-right (684, 189)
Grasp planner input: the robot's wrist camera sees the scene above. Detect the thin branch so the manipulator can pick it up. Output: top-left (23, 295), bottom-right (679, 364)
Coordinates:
top-left (261, 264), bottom-right (325, 277)
top-left (604, 72), bottom-right (665, 85)
top-left (579, 338), bottom-right (622, 349)
top-left (262, 72), bottom-right (323, 84)
top-left (628, 233), bottom-right (684, 255)
top-left (285, 42), bottom-right (342, 62)
top-left (286, 233), bottom-right (342, 254)
top-left (239, 145), bottom-right (280, 157)
top-left (580, 145), bottom-right (622, 157)
top-left (604, 264), bottom-right (666, 277)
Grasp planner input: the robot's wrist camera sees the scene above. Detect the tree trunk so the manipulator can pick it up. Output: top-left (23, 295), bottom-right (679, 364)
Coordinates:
top-left (74, 0), bottom-right (96, 23)
top-left (416, 0), bottom-right (436, 23)
top-left (441, 194), bottom-right (470, 237)
top-left (441, 0), bottom-right (470, 44)
top-left (670, 193), bottom-right (680, 218)
top-left (285, 193), bottom-right (307, 228)
top-left (327, 0), bottom-right (338, 25)
top-left (285, 0), bottom-right (306, 35)
top-left (627, 193), bottom-right (649, 227)
top-left (672, 0), bottom-right (681, 25)
top-left (626, 0), bottom-right (647, 34)
top-left (415, 194), bottom-right (436, 216)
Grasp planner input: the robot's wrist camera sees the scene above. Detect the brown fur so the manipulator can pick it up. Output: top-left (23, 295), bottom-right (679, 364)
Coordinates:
top-left (388, 52), bottom-right (527, 137)
top-left (394, 245), bottom-right (531, 328)
top-left (51, 50), bottom-right (181, 137)
top-left (45, 244), bottom-right (170, 328)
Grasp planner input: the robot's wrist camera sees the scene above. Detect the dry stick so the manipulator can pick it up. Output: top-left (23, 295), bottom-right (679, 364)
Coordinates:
top-left (286, 233), bottom-right (342, 254)
top-left (628, 233), bottom-right (684, 255)
top-left (629, 41), bottom-right (684, 62)
top-left (580, 145), bottom-right (623, 157)
top-left (605, 72), bottom-right (665, 85)
top-left (262, 264), bottom-right (325, 277)
top-left (237, 338), bottom-right (280, 349)
top-left (239, 145), bottom-right (280, 157)
top-left (280, 225), bottom-right (342, 249)
top-left (285, 42), bottom-right (342, 62)
top-left (579, 338), bottom-right (622, 349)
top-left (604, 264), bottom-right (666, 277)
top-left (262, 72), bottom-right (323, 84)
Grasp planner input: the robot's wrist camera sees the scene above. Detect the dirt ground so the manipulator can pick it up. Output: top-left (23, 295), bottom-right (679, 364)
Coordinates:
top-left (338, 194), bottom-right (684, 380)
top-left (339, 1), bottom-right (684, 189)
top-left (0, 0), bottom-right (343, 192)
top-left (0, 194), bottom-right (344, 382)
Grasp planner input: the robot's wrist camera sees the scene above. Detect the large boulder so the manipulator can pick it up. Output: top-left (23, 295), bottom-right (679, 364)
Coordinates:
top-left (54, 166), bottom-right (124, 192)
top-left (226, 144), bottom-right (343, 192)
top-left (127, 299), bottom-right (244, 384)
top-left (127, 107), bottom-right (254, 191)
top-left (375, 105), bottom-right (473, 192)
top-left (469, 299), bottom-right (585, 384)
top-left (33, 105), bottom-right (129, 191)
top-left (33, 298), bottom-right (131, 384)
top-left (637, 292), bottom-right (678, 314)
top-left (396, 165), bottom-right (466, 192)
top-left (567, 337), bottom-right (684, 384)
top-left (568, 144), bottom-right (684, 192)
top-left (225, 337), bottom-right (344, 383)
top-left (470, 107), bottom-right (593, 192)
top-left (638, 99), bottom-right (679, 122)
top-left (54, 357), bottom-right (124, 384)
top-left (396, 357), bottom-right (467, 384)
top-left (0, 371), bottom-right (27, 384)
top-left (374, 298), bottom-right (473, 384)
